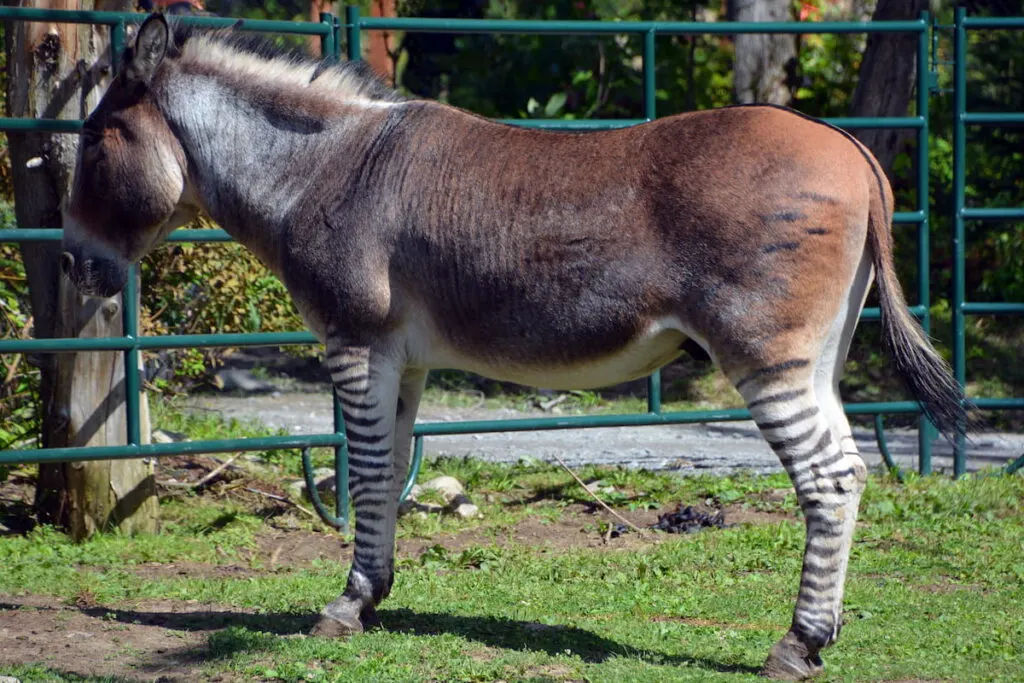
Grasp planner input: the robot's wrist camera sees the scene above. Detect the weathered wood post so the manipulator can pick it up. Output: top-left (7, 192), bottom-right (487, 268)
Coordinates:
top-left (4, 0), bottom-right (158, 539)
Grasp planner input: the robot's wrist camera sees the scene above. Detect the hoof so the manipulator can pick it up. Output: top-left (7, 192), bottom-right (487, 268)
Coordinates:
top-left (309, 602), bottom-right (381, 638)
top-left (761, 631), bottom-right (824, 681)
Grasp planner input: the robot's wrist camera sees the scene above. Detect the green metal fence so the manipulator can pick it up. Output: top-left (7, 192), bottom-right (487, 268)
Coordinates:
top-left (0, 7), bottom-right (1020, 531)
top-left (950, 10), bottom-right (1024, 476)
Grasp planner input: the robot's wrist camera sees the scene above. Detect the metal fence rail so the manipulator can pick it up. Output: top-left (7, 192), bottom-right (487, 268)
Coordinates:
top-left (1, 7), bottom-right (1020, 531)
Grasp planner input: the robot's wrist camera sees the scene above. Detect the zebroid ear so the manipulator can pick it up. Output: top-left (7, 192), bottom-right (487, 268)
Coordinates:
top-left (125, 13), bottom-right (169, 85)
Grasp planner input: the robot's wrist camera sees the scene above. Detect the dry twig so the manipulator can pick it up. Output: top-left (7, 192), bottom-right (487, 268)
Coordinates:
top-left (548, 452), bottom-right (646, 536)
top-left (192, 454), bottom-right (239, 490)
top-left (244, 486), bottom-right (317, 520)
top-left (156, 454), bottom-right (240, 491)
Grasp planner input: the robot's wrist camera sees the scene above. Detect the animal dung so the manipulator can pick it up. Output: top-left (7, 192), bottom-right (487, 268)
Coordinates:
top-left (650, 505), bottom-right (729, 534)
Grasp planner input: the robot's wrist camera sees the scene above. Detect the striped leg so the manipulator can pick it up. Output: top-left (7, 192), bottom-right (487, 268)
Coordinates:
top-left (739, 366), bottom-right (867, 680)
top-left (312, 343), bottom-right (402, 637)
top-left (378, 368), bottom-right (428, 600)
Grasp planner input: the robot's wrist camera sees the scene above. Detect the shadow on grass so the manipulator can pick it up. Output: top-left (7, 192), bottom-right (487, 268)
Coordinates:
top-left (52, 603), bottom-right (760, 675)
top-left (380, 608), bottom-right (762, 674)
top-left (78, 604), bottom-right (319, 634)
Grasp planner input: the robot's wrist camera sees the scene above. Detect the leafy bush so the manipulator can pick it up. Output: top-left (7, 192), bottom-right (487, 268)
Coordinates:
top-left (0, 200), bottom-right (40, 460)
top-left (139, 217), bottom-right (311, 387)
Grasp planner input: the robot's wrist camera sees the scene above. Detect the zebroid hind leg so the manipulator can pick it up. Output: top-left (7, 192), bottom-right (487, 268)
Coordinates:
top-left (737, 358), bottom-right (867, 680)
top-left (311, 341), bottom-right (406, 637)
top-left (732, 253), bottom-right (873, 681)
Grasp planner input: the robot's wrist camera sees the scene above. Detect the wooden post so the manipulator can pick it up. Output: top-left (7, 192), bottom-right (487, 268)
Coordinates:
top-left (4, 0), bottom-right (158, 539)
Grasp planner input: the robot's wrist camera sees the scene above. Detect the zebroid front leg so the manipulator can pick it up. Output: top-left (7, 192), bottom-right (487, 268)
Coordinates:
top-left (312, 342), bottom-right (403, 636)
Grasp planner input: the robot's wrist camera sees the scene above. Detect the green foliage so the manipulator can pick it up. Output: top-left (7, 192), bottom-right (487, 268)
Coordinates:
top-left (791, 31), bottom-right (863, 116)
top-left (141, 235), bottom-right (301, 338)
top-left (398, 0), bottom-right (732, 120)
top-left (139, 217), bottom-right (309, 384)
top-left (0, 200), bottom-right (38, 461)
top-left (0, 22), bottom-right (10, 202)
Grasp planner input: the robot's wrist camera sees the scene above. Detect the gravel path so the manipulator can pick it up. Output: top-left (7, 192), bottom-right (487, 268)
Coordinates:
top-left (183, 391), bottom-right (1024, 476)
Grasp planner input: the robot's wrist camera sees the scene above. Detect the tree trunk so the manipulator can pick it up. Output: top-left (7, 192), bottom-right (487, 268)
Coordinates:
top-left (729, 0), bottom-right (797, 105)
top-left (848, 0), bottom-right (929, 175)
top-left (5, 0), bottom-right (157, 539)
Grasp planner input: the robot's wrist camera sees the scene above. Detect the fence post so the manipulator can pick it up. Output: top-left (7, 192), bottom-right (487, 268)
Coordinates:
top-left (642, 29), bottom-right (656, 121)
top-left (320, 12), bottom-right (337, 61)
top-left (952, 6), bottom-right (968, 478)
top-left (109, 20), bottom-right (144, 451)
top-left (312, 12), bottom-right (349, 532)
top-left (642, 29), bottom-right (661, 414)
top-left (916, 11), bottom-right (934, 475)
top-left (111, 20), bottom-right (125, 73)
top-left (346, 5), bottom-right (362, 61)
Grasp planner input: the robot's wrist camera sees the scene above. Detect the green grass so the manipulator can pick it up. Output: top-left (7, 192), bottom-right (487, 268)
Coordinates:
top-left (2, 456), bottom-right (1023, 682)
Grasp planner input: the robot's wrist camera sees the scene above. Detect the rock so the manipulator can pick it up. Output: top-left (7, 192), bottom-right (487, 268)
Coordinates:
top-left (151, 428), bottom-right (188, 443)
top-left (398, 476), bottom-right (482, 518)
top-left (287, 467), bottom-right (336, 500)
top-left (287, 480), bottom-right (305, 500)
top-left (584, 481), bottom-right (616, 495)
top-left (312, 467), bottom-right (334, 484)
top-left (454, 502), bottom-right (480, 519)
top-left (0, 677), bottom-right (22, 683)
top-left (420, 476), bottom-right (465, 503)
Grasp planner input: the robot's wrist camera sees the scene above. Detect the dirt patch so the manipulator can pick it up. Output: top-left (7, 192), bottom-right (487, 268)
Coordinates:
top-left (649, 614), bottom-right (774, 631)
top-left (128, 560), bottom-right (268, 582)
top-left (396, 504), bottom-right (670, 561)
top-left (915, 581), bottom-right (984, 594)
top-left (0, 594), bottom-right (258, 682)
top-left (521, 663), bottom-right (583, 681)
top-left (723, 503), bottom-right (796, 526)
top-left (126, 498), bottom-right (791, 582)
top-left (116, 506), bottom-right (666, 584)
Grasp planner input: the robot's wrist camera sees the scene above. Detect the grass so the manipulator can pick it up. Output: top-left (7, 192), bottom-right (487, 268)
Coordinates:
top-left (2, 443), bottom-right (1023, 682)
